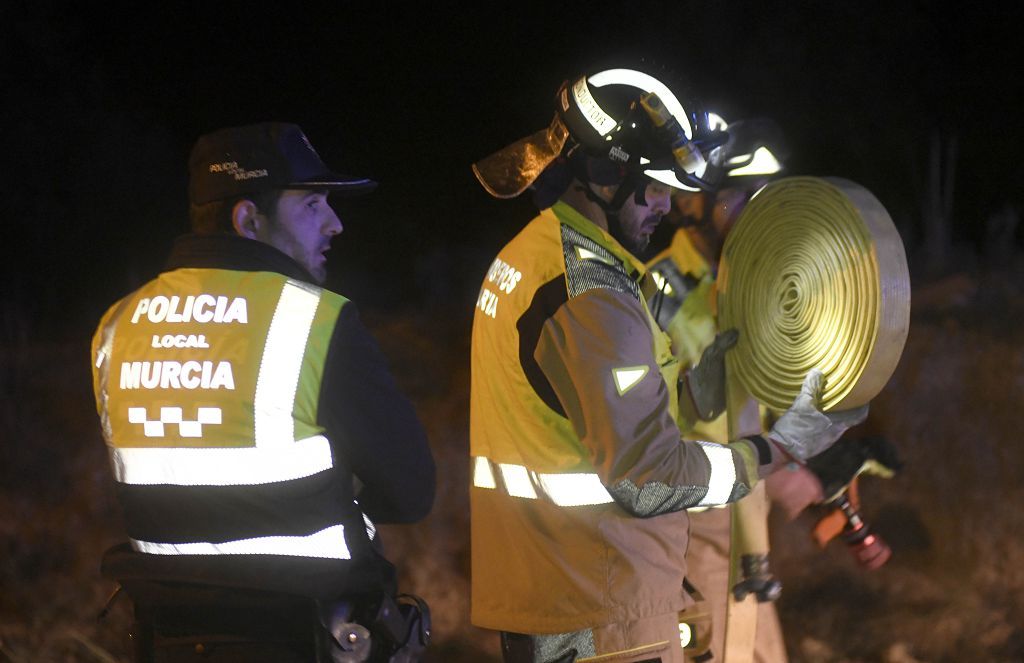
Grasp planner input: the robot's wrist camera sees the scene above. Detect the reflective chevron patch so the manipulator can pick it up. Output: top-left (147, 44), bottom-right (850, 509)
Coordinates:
top-left (612, 366), bottom-right (649, 395)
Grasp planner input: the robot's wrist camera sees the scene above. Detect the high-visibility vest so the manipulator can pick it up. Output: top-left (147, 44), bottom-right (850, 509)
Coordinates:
top-left (470, 202), bottom-right (755, 634)
top-left (92, 268), bottom-right (363, 561)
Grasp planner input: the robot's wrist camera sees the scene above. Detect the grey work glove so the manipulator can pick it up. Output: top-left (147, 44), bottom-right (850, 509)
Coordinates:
top-left (768, 369), bottom-right (869, 461)
top-left (685, 328), bottom-right (739, 421)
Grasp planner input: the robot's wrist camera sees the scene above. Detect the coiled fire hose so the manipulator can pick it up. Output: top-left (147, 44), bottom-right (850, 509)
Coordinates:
top-left (717, 176), bottom-right (910, 413)
top-left (719, 177), bottom-right (909, 663)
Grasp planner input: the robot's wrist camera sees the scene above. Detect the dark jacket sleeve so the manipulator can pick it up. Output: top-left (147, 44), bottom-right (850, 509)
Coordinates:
top-left (318, 304), bottom-right (435, 524)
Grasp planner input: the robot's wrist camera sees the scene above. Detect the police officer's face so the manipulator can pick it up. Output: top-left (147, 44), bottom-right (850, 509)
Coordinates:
top-left (260, 189), bottom-right (342, 283)
top-left (614, 181), bottom-right (672, 254)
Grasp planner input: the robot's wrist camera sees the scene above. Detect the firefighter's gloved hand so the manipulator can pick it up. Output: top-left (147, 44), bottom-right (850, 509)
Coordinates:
top-left (805, 435), bottom-right (903, 503)
top-left (685, 328), bottom-right (739, 421)
top-left (768, 369), bottom-right (869, 461)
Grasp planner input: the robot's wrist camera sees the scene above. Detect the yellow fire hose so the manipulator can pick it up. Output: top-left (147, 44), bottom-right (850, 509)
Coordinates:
top-left (718, 176), bottom-right (910, 413)
top-left (718, 177), bottom-right (910, 662)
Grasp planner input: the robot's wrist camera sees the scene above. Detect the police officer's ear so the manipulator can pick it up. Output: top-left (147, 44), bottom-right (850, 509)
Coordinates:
top-left (232, 199), bottom-right (263, 240)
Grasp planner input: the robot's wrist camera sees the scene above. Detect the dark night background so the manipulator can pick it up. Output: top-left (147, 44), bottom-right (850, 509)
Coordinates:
top-left (4, 2), bottom-right (1022, 337)
top-left (3, 2), bottom-right (1024, 661)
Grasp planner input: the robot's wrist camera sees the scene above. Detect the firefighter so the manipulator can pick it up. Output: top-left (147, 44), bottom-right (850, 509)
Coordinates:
top-left (648, 117), bottom-right (901, 661)
top-left (468, 66), bottom-right (868, 663)
top-left (649, 116), bottom-right (797, 662)
top-left (91, 122), bottom-right (435, 661)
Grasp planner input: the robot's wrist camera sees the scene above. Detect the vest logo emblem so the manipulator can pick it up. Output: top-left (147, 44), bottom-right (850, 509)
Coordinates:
top-left (127, 406), bottom-right (222, 438)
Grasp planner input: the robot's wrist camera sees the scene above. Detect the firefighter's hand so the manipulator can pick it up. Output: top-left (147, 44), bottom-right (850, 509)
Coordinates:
top-left (685, 328), bottom-right (738, 421)
top-left (765, 463), bottom-right (825, 521)
top-left (768, 369), bottom-right (869, 461)
top-left (805, 435), bottom-right (903, 503)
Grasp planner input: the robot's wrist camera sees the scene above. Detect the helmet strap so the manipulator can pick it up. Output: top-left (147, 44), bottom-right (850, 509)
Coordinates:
top-left (568, 149), bottom-right (637, 213)
top-left (574, 173), bottom-right (649, 251)
top-left (567, 152), bottom-right (656, 248)
top-left (610, 173), bottom-right (644, 211)
top-left (575, 171), bottom-right (644, 214)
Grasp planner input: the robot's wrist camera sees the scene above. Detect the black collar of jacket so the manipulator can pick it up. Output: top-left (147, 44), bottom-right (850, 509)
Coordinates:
top-left (165, 233), bottom-right (317, 284)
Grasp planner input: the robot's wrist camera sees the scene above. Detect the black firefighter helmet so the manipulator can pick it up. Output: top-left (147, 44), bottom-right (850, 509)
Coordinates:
top-left (472, 66), bottom-right (726, 204)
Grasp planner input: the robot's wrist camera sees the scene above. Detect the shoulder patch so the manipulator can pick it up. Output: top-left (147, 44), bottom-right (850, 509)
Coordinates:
top-left (561, 224), bottom-right (641, 302)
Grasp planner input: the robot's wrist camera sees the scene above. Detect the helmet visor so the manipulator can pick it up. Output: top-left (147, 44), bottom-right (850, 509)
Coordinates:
top-left (472, 114), bottom-right (570, 198)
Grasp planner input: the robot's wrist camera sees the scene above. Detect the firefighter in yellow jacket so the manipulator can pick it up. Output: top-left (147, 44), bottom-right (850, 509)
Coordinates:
top-left (91, 122), bottom-right (435, 661)
top-left (469, 67), bottom-right (868, 663)
top-left (648, 117), bottom-right (798, 662)
top-left (647, 117), bottom-right (900, 662)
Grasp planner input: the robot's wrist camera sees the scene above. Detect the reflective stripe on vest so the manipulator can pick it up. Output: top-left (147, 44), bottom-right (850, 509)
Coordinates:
top-left (97, 278), bottom-right (336, 487)
top-left (472, 456), bottom-right (614, 506)
top-left (109, 435), bottom-right (333, 485)
top-left (254, 280), bottom-right (320, 449)
top-left (130, 523), bottom-right (350, 559)
top-left (474, 440), bottom-right (738, 509)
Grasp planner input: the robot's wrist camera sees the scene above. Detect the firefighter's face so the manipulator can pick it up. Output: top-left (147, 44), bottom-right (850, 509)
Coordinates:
top-left (710, 186), bottom-right (753, 240)
top-left (257, 189), bottom-right (342, 283)
top-left (612, 181), bottom-right (672, 255)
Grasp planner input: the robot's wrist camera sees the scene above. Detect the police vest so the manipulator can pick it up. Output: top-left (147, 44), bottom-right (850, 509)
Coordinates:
top-left (92, 268), bottom-right (363, 561)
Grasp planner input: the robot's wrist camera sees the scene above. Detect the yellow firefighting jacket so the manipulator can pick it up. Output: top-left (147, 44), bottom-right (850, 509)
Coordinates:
top-left (470, 201), bottom-right (763, 634)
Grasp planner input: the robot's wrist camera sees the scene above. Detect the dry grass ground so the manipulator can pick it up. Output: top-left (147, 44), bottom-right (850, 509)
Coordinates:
top-left (771, 271), bottom-right (1024, 663)
top-left (1, 270), bottom-right (1021, 662)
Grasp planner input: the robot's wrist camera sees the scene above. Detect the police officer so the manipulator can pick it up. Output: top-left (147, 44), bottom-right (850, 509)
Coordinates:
top-left (468, 67), bottom-right (868, 663)
top-left (91, 122), bottom-right (435, 661)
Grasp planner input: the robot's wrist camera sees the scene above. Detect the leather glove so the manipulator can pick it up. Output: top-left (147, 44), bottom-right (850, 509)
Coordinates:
top-left (768, 369), bottom-right (869, 461)
top-left (684, 328), bottom-right (738, 421)
top-left (805, 435), bottom-right (903, 502)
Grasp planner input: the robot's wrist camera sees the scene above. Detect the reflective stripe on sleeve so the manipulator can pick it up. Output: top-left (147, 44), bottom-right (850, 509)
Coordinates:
top-left (694, 441), bottom-right (737, 506)
top-left (499, 463), bottom-right (538, 499)
top-left (473, 445), bottom-right (738, 509)
top-left (536, 472), bottom-right (615, 506)
top-left (110, 434), bottom-right (333, 486)
top-left (472, 456), bottom-right (497, 489)
top-left (130, 523), bottom-right (350, 559)
top-left (472, 456), bottom-right (613, 506)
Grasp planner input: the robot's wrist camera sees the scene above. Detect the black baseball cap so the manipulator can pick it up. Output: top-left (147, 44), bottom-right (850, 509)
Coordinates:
top-left (188, 122), bottom-right (378, 205)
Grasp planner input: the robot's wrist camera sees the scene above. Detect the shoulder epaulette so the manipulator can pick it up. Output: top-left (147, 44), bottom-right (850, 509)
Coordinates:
top-left (560, 224), bottom-right (641, 303)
